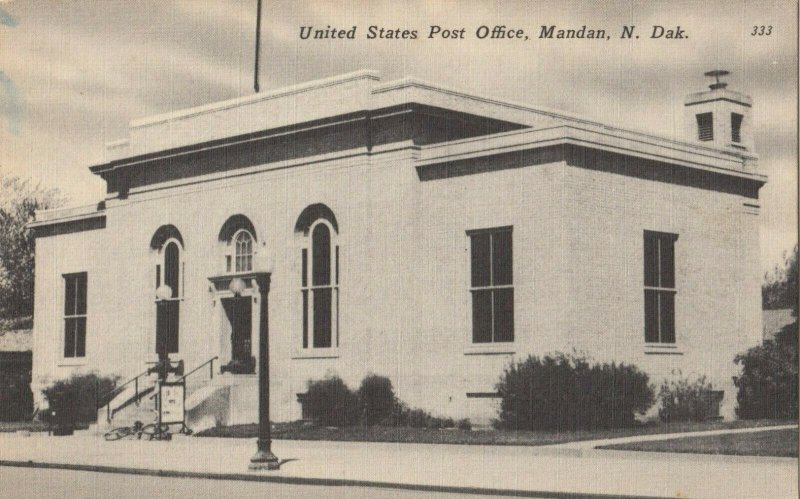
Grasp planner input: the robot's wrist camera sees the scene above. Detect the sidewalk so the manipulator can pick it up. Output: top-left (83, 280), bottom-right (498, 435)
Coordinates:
top-left (0, 426), bottom-right (796, 498)
top-left (547, 423), bottom-right (799, 451)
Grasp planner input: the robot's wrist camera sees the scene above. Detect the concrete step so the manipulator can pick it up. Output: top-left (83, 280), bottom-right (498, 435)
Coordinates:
top-left (99, 371), bottom-right (231, 434)
top-left (97, 394), bottom-right (159, 431)
top-left (186, 384), bottom-right (232, 433)
top-left (185, 384), bottom-right (221, 412)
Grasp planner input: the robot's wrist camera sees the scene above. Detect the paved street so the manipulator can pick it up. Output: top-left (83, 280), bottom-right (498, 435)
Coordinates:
top-left (0, 467), bottom-right (484, 499)
top-left (0, 428), bottom-right (796, 498)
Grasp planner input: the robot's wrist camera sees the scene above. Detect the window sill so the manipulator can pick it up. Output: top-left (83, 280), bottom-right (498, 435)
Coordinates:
top-left (58, 358), bottom-right (88, 367)
top-left (464, 344), bottom-right (515, 356)
top-left (292, 348), bottom-right (340, 360)
top-left (644, 343), bottom-right (684, 355)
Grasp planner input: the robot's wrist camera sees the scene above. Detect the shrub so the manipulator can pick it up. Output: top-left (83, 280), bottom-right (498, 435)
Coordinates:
top-left (734, 321), bottom-right (798, 419)
top-left (382, 400), bottom-right (410, 427)
top-left (42, 372), bottom-right (118, 424)
top-left (0, 370), bottom-right (33, 421)
top-left (407, 408), bottom-right (430, 428)
top-left (495, 353), bottom-right (654, 431)
top-left (305, 375), bottom-right (360, 427)
top-left (456, 418), bottom-right (472, 431)
top-left (304, 373), bottom-right (465, 429)
top-left (658, 375), bottom-right (716, 423)
top-left (427, 416), bottom-right (445, 429)
top-left (357, 374), bottom-right (395, 426)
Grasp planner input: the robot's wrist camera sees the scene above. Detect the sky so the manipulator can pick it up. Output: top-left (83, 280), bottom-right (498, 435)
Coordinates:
top-left (0, 0), bottom-right (796, 271)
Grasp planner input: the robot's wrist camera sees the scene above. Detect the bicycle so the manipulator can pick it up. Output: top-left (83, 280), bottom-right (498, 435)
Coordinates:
top-left (103, 420), bottom-right (171, 441)
top-left (140, 421), bottom-right (191, 441)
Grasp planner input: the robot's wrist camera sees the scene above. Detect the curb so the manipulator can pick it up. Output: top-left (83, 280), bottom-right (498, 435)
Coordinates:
top-left (0, 459), bottom-right (666, 499)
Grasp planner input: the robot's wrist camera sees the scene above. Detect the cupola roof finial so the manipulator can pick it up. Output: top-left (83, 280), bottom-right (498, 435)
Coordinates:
top-left (704, 69), bottom-right (730, 90)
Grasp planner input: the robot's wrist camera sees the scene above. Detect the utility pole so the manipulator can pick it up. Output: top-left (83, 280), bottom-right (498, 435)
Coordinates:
top-left (254, 0), bottom-right (262, 93)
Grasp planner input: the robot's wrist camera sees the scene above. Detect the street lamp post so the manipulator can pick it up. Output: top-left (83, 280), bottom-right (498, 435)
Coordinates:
top-left (150, 284), bottom-right (183, 440)
top-left (153, 285), bottom-right (176, 383)
top-left (249, 273), bottom-right (279, 470)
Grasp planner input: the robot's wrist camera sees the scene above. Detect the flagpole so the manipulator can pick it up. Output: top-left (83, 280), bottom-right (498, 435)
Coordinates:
top-left (254, 0), bottom-right (262, 93)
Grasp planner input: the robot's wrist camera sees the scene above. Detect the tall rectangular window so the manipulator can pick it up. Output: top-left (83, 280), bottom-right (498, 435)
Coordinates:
top-left (155, 239), bottom-right (182, 354)
top-left (301, 222), bottom-right (338, 349)
top-left (469, 227), bottom-right (514, 343)
top-left (63, 273), bottom-right (87, 358)
top-left (644, 231), bottom-right (678, 344)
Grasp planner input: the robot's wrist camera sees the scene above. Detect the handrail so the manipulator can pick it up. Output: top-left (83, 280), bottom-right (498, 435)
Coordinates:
top-left (98, 356), bottom-right (218, 423)
top-left (97, 367), bottom-right (153, 423)
top-left (179, 356), bottom-right (218, 383)
top-left (99, 367), bottom-right (152, 405)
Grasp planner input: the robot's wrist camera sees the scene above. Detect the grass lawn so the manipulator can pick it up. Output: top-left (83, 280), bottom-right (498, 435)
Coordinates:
top-left (598, 428), bottom-right (798, 457)
top-left (196, 419), bottom-right (794, 447)
top-left (0, 421), bottom-right (90, 433)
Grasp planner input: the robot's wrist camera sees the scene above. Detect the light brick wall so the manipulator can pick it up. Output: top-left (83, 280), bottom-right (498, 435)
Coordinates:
top-left (32, 228), bottom-right (108, 400)
top-left (395, 159), bottom-right (761, 421)
top-left (557, 164), bottom-right (762, 418)
top-left (33, 146), bottom-right (763, 422)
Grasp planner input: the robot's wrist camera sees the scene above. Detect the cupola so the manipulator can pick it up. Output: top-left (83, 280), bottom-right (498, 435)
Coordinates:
top-left (684, 70), bottom-right (753, 151)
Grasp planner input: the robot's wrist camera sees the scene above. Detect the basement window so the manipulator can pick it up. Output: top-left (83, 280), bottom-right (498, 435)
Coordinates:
top-left (696, 113), bottom-right (713, 141)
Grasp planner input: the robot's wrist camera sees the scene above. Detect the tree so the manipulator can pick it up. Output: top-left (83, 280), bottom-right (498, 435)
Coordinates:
top-left (0, 174), bottom-right (64, 318)
top-left (762, 245), bottom-right (798, 316)
top-left (734, 321), bottom-right (798, 419)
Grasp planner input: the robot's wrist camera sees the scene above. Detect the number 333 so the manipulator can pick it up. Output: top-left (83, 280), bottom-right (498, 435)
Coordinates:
top-left (751, 25), bottom-right (773, 36)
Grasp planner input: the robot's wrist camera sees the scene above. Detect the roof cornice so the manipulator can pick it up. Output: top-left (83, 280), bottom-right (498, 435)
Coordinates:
top-left (417, 125), bottom-right (764, 184)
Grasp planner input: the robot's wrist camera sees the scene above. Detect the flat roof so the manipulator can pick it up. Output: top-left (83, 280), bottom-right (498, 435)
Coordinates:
top-left (94, 70), bottom-right (758, 169)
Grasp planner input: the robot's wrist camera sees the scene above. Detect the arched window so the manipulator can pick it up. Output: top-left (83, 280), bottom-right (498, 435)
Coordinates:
top-left (153, 229), bottom-right (184, 355)
top-left (218, 215), bottom-right (258, 274)
top-left (231, 230), bottom-right (254, 272)
top-left (301, 219), bottom-right (338, 349)
top-left (162, 240), bottom-right (181, 298)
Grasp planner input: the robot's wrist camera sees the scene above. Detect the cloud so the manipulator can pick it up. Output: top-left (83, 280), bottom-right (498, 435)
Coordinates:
top-left (0, 5), bottom-right (16, 26)
top-left (0, 71), bottom-right (23, 134)
top-left (0, 0), bottom-right (796, 269)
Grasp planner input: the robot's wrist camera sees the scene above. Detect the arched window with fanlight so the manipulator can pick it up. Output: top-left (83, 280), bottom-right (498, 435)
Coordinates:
top-left (295, 204), bottom-right (339, 350)
top-left (150, 225), bottom-right (184, 355)
top-left (218, 215), bottom-right (258, 274)
top-left (230, 229), bottom-right (254, 273)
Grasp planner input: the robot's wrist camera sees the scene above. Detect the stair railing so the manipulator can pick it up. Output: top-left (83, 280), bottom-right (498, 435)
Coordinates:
top-left (97, 367), bottom-right (153, 423)
top-left (178, 356), bottom-right (218, 384)
top-left (98, 356), bottom-right (218, 423)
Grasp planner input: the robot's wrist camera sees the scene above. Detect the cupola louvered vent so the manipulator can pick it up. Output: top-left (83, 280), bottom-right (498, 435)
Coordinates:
top-left (696, 112), bottom-right (713, 141)
top-left (731, 113), bottom-right (743, 143)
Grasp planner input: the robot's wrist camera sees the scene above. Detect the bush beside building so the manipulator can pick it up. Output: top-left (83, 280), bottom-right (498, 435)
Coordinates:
top-left (494, 353), bottom-right (654, 431)
top-left (305, 373), bottom-right (468, 430)
top-left (734, 321), bottom-right (798, 420)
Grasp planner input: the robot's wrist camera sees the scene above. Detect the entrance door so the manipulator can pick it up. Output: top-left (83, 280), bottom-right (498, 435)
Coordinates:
top-left (222, 297), bottom-right (253, 372)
